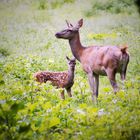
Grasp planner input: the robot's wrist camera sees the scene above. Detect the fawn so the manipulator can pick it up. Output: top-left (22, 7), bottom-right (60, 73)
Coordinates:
top-left (34, 56), bottom-right (76, 99)
top-left (55, 19), bottom-right (129, 102)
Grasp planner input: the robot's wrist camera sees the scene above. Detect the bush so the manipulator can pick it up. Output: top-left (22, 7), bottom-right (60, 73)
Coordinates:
top-left (38, 0), bottom-right (75, 10)
top-left (85, 0), bottom-right (136, 16)
top-left (0, 48), bottom-right (10, 57)
top-left (38, 0), bottom-right (47, 10)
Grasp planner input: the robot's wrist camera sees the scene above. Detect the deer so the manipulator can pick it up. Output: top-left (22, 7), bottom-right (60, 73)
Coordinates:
top-left (55, 19), bottom-right (129, 102)
top-left (34, 56), bottom-right (76, 99)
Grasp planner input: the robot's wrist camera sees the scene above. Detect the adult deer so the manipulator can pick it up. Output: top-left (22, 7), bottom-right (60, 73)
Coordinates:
top-left (55, 19), bottom-right (129, 102)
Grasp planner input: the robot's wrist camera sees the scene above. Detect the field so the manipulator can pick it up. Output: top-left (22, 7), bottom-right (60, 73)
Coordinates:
top-left (0, 0), bottom-right (140, 139)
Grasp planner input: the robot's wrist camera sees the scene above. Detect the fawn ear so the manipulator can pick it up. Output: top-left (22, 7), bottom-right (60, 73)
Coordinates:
top-left (72, 57), bottom-right (76, 61)
top-left (66, 56), bottom-right (70, 61)
top-left (77, 19), bottom-right (83, 28)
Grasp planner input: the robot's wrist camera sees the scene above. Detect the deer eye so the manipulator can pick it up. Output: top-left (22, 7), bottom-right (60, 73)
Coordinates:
top-left (67, 29), bottom-right (73, 32)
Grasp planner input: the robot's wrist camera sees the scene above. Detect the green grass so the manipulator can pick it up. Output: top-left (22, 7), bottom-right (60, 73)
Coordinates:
top-left (0, 0), bottom-right (140, 139)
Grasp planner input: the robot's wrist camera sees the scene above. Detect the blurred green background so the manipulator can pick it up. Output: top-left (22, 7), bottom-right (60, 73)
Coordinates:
top-left (0, 0), bottom-right (140, 140)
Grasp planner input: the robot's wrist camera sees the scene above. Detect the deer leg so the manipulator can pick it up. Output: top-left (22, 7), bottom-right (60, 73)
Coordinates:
top-left (60, 89), bottom-right (65, 99)
top-left (94, 75), bottom-right (99, 97)
top-left (120, 64), bottom-right (128, 81)
top-left (120, 59), bottom-right (129, 90)
top-left (87, 72), bottom-right (97, 102)
top-left (106, 69), bottom-right (119, 93)
top-left (121, 54), bottom-right (129, 81)
top-left (120, 66), bottom-right (127, 81)
top-left (66, 88), bottom-right (72, 97)
top-left (120, 73), bottom-right (125, 81)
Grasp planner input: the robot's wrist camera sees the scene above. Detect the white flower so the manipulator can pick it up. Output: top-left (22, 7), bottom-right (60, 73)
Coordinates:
top-left (76, 109), bottom-right (85, 115)
top-left (112, 99), bottom-right (117, 104)
top-left (47, 109), bottom-right (52, 113)
top-left (98, 108), bottom-right (105, 116)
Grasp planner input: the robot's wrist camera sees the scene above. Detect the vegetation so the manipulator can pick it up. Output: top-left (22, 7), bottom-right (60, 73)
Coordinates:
top-left (84, 0), bottom-right (136, 16)
top-left (0, 0), bottom-right (140, 139)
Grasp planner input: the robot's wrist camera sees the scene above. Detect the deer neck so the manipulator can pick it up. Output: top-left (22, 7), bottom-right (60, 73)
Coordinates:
top-left (68, 67), bottom-right (75, 82)
top-left (69, 33), bottom-right (85, 62)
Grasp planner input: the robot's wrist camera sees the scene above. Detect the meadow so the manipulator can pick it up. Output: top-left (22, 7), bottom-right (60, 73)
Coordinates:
top-left (0, 0), bottom-right (140, 139)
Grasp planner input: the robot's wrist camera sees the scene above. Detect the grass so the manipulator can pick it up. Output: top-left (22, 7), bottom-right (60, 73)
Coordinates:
top-left (0, 0), bottom-right (140, 139)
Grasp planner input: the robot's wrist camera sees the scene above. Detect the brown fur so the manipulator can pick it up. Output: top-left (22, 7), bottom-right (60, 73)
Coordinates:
top-left (34, 57), bottom-right (76, 99)
top-left (55, 19), bottom-right (129, 102)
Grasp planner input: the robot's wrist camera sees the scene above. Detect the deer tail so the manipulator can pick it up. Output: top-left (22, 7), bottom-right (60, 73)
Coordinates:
top-left (120, 45), bottom-right (128, 53)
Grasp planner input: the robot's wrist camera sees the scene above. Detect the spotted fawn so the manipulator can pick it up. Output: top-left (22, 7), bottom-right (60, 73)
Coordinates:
top-left (34, 56), bottom-right (76, 99)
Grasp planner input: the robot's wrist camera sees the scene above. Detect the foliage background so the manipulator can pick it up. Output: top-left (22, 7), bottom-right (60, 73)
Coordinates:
top-left (0, 0), bottom-right (140, 139)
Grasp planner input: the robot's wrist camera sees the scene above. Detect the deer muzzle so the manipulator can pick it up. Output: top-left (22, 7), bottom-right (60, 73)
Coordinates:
top-left (55, 33), bottom-right (61, 38)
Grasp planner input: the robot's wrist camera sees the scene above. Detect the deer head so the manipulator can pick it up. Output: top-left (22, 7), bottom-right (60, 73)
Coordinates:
top-left (66, 56), bottom-right (76, 70)
top-left (55, 19), bottom-right (83, 39)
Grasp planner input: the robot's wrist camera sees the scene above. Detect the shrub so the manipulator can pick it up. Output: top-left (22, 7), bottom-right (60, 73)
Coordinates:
top-left (38, 0), bottom-right (47, 10)
top-left (0, 48), bottom-right (10, 57)
top-left (85, 0), bottom-right (136, 17)
top-left (38, 0), bottom-right (75, 10)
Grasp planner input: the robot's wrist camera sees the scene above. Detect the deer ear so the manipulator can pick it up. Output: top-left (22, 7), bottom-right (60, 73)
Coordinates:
top-left (72, 57), bottom-right (76, 61)
top-left (66, 56), bottom-right (70, 61)
top-left (77, 19), bottom-right (83, 28)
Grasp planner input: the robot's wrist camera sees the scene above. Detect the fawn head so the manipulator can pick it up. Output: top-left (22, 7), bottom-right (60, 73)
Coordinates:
top-left (66, 56), bottom-right (76, 70)
top-left (55, 19), bottom-right (83, 39)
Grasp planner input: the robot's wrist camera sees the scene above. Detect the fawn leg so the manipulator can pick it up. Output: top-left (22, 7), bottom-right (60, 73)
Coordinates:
top-left (87, 72), bottom-right (97, 102)
top-left (61, 89), bottom-right (65, 99)
top-left (106, 68), bottom-right (119, 93)
top-left (66, 88), bottom-right (72, 97)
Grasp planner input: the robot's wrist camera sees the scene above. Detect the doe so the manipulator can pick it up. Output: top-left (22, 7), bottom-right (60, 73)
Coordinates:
top-left (34, 56), bottom-right (76, 99)
top-left (55, 19), bottom-right (129, 102)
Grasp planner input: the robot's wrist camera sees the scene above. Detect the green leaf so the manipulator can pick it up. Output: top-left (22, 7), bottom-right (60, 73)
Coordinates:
top-left (49, 117), bottom-right (60, 128)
